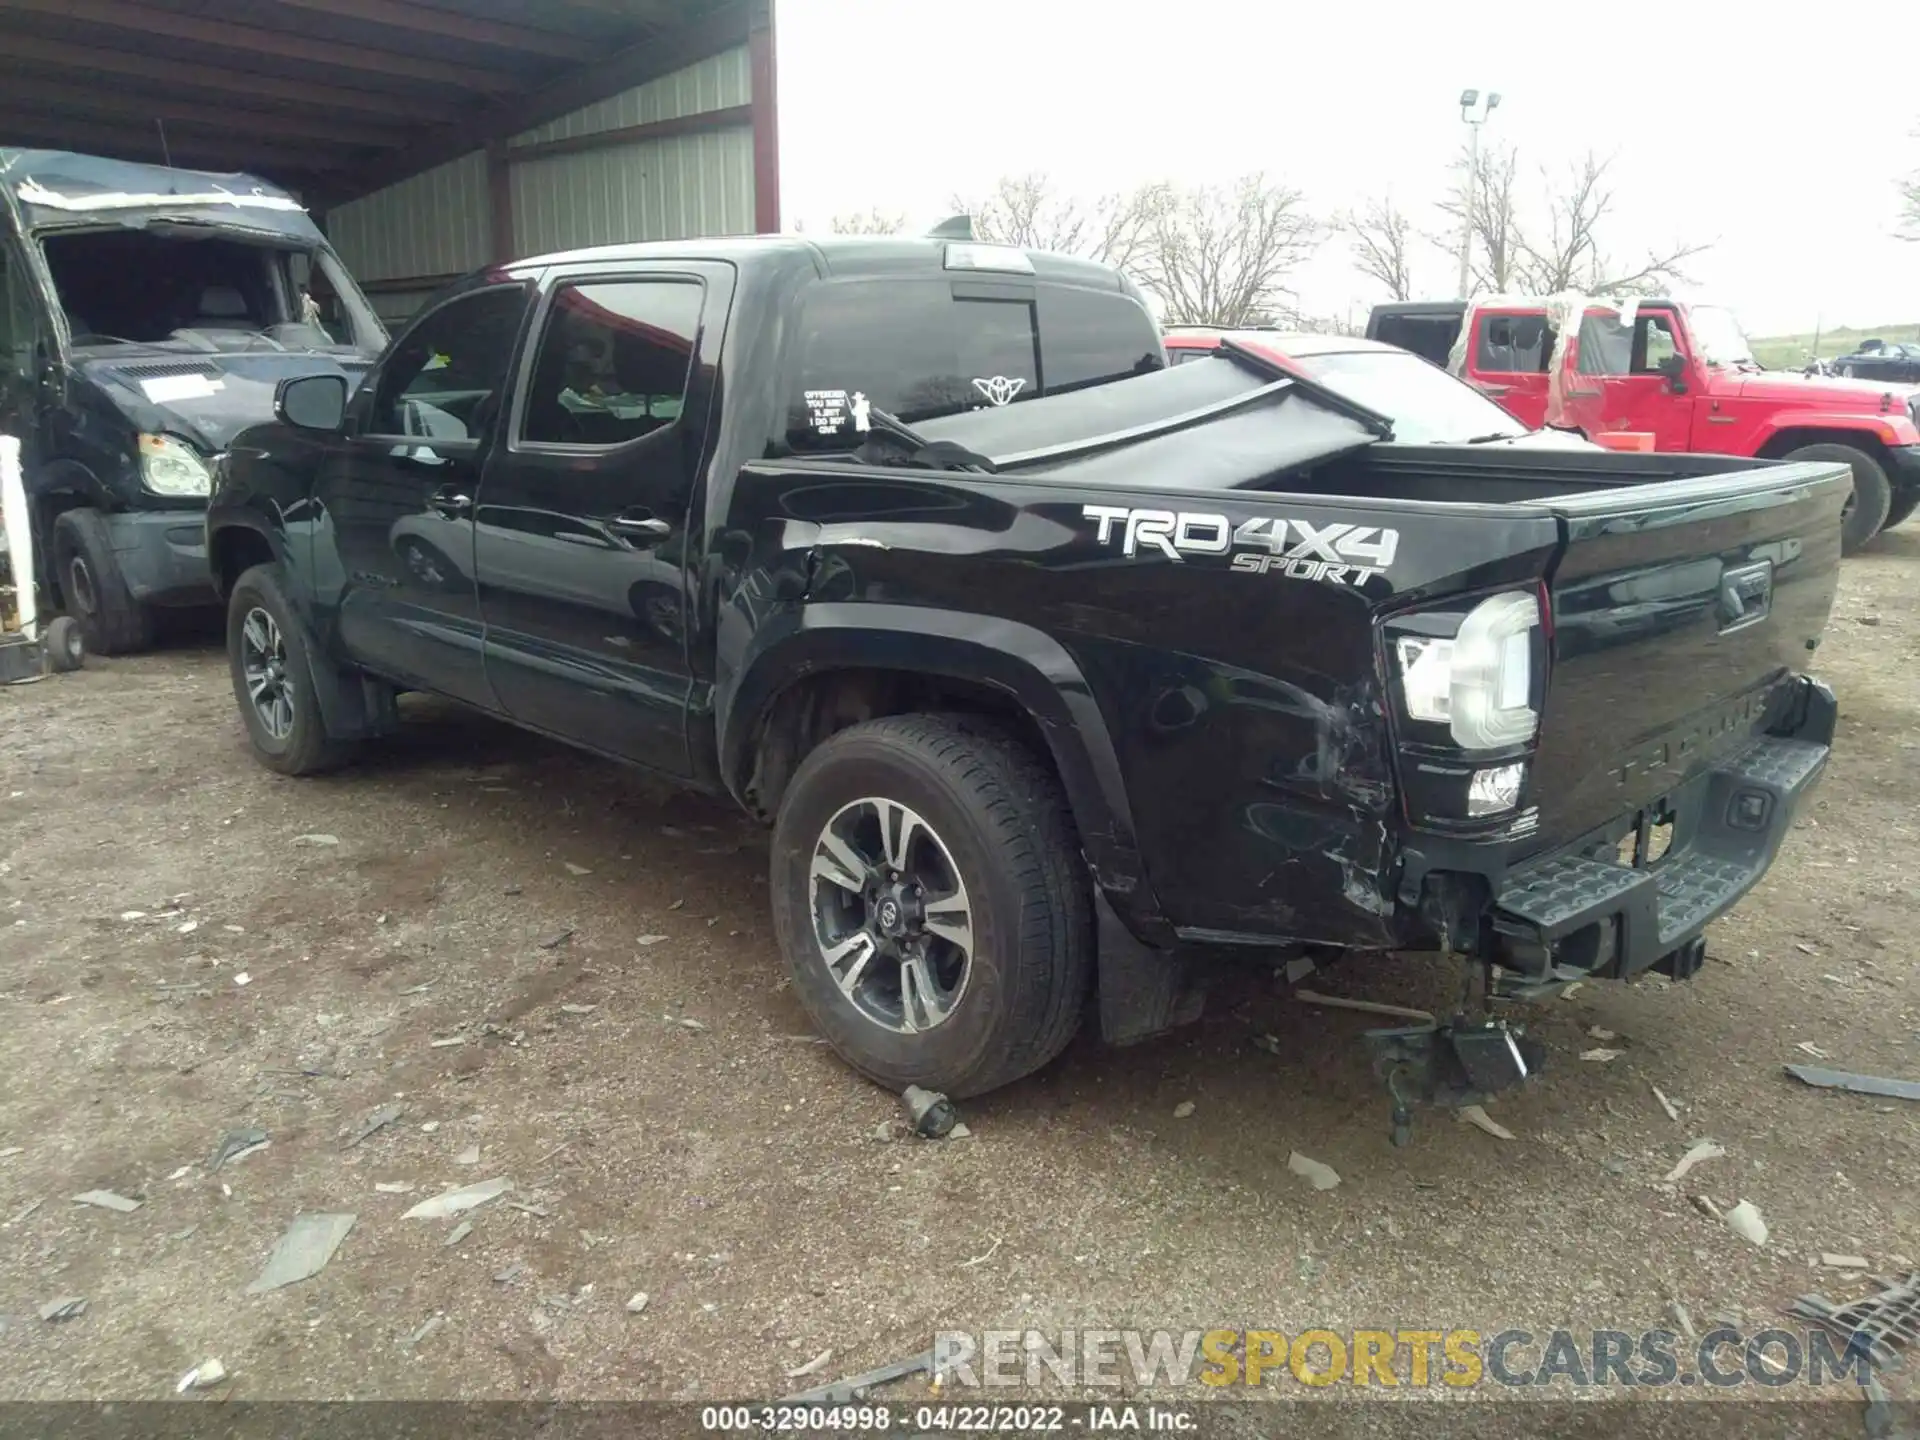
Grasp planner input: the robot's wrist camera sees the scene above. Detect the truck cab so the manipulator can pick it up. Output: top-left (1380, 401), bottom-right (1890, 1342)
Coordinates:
top-left (1370, 296), bottom-right (1920, 552)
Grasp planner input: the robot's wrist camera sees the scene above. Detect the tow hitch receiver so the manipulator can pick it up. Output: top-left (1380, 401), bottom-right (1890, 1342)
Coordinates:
top-left (1364, 1020), bottom-right (1543, 1147)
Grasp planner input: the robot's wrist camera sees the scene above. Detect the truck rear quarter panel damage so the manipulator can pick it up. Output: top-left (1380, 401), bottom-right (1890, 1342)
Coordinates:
top-left (719, 462), bottom-right (1561, 948)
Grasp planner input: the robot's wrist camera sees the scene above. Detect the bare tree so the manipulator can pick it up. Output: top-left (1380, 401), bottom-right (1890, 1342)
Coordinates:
top-left (1898, 170), bottom-right (1920, 238)
top-left (1516, 153), bottom-right (1707, 295)
top-left (1132, 174), bottom-right (1320, 327)
top-left (1339, 197), bottom-right (1417, 301)
top-left (1435, 139), bottom-right (1523, 294)
top-left (954, 172), bottom-right (1162, 270)
top-left (829, 208), bottom-right (909, 236)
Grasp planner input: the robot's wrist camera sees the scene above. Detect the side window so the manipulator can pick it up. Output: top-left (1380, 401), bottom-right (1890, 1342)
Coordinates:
top-left (1, 243), bottom-right (39, 379)
top-left (1632, 314), bottom-right (1680, 374)
top-left (1575, 312), bottom-right (1636, 376)
top-left (954, 297), bottom-right (1038, 406)
top-left (521, 279), bottom-right (702, 447)
top-left (1474, 313), bottom-right (1550, 373)
top-left (369, 285), bottom-right (529, 441)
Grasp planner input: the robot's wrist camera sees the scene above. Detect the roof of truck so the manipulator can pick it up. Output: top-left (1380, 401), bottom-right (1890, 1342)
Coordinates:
top-left (0, 147), bottom-right (319, 241)
top-left (509, 234), bottom-right (1133, 291)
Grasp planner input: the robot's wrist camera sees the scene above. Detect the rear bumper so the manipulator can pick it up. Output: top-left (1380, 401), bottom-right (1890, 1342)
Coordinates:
top-left (104, 509), bottom-right (215, 608)
top-left (1492, 677), bottom-right (1833, 979)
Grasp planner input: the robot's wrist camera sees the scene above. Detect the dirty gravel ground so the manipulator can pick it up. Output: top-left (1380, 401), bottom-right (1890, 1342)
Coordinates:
top-left (0, 539), bottom-right (1915, 1416)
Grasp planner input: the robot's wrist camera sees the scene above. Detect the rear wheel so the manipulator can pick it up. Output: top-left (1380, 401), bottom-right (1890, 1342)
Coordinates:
top-left (51, 508), bottom-right (154, 655)
top-left (1783, 443), bottom-right (1891, 554)
top-left (770, 714), bottom-right (1092, 1098)
top-left (226, 563), bottom-right (356, 775)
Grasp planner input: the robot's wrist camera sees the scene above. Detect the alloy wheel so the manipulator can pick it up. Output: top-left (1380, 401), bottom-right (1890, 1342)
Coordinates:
top-left (240, 606), bottom-right (296, 741)
top-left (808, 796), bottom-right (975, 1033)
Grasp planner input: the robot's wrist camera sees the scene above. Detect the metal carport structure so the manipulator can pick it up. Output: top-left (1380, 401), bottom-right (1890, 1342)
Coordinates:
top-left (0, 0), bottom-right (780, 319)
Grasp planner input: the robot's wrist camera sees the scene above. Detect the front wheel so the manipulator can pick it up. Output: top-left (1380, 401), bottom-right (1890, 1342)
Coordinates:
top-left (770, 715), bottom-right (1092, 1099)
top-left (1884, 484), bottom-right (1920, 531)
top-left (1784, 443), bottom-right (1892, 554)
top-left (51, 508), bottom-right (154, 655)
top-left (226, 564), bottom-right (356, 775)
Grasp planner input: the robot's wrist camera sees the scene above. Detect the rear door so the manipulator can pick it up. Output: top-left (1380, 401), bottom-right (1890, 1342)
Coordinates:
top-left (474, 263), bottom-right (729, 775)
top-left (1525, 461), bottom-right (1848, 855)
top-left (1462, 306), bottom-right (1552, 429)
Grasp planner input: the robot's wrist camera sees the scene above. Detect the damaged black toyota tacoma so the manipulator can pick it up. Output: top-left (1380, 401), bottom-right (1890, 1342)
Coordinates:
top-left (204, 235), bottom-right (1843, 1139)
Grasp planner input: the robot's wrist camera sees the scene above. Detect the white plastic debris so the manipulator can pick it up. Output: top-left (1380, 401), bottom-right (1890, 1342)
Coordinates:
top-left (1588, 1026), bottom-right (1618, 1041)
top-left (403, 1177), bottom-right (512, 1220)
top-left (1172, 1101), bottom-right (1195, 1119)
top-left (563, 863), bottom-right (591, 876)
top-left (786, 1348), bottom-right (833, 1379)
top-left (0, 1147), bottom-right (23, 1159)
top-left (559, 1004), bottom-right (596, 1015)
top-left (454, 1145), bottom-right (480, 1166)
top-left (1663, 1140), bottom-right (1726, 1185)
top-left (1651, 1085), bottom-right (1681, 1122)
top-left (1581, 1047), bottom-right (1623, 1063)
top-left (636, 935), bottom-right (668, 946)
top-left (444, 1221), bottom-right (474, 1247)
top-left (1821, 1252), bottom-right (1871, 1269)
top-left (1795, 1041), bottom-right (1831, 1059)
top-left (176, 1358), bottom-right (227, 1392)
top-left (626, 1292), bottom-right (650, 1314)
top-left (1458, 1105), bottom-right (1515, 1140)
top-left (72, 1190), bottom-right (141, 1213)
top-left (176, 920), bottom-right (199, 935)
top-left (1724, 1200), bottom-right (1769, 1247)
top-left (374, 1181), bottom-right (414, 1194)
top-left (1287, 1152), bottom-right (1341, 1191)
top-left (120, 911), bottom-right (148, 921)
top-left (233, 972), bottom-right (251, 987)
top-left (292, 834), bottom-right (340, 847)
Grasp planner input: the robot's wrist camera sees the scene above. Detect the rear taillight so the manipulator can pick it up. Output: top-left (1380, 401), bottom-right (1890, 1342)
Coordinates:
top-left (1392, 591), bottom-right (1541, 750)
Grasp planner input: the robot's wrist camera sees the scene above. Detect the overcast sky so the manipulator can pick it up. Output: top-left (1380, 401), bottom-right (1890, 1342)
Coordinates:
top-left (775, 0), bottom-right (1920, 341)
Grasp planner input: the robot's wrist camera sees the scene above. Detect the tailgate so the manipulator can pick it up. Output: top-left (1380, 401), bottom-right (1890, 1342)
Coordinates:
top-left (1524, 460), bottom-right (1847, 854)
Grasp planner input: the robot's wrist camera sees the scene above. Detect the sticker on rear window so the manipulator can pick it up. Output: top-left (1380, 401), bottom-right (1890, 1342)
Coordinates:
top-left (803, 388), bottom-right (851, 436)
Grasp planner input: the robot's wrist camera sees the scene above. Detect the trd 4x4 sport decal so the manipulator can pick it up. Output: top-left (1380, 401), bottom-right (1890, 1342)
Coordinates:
top-left (1081, 505), bottom-right (1398, 586)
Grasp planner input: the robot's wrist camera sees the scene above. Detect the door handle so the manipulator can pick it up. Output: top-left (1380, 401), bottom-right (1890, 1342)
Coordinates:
top-left (426, 489), bottom-right (472, 518)
top-left (606, 514), bottom-right (671, 539)
top-left (1474, 382), bottom-right (1512, 396)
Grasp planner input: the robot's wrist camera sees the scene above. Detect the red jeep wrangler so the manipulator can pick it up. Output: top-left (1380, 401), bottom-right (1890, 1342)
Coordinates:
top-left (1369, 297), bottom-right (1920, 553)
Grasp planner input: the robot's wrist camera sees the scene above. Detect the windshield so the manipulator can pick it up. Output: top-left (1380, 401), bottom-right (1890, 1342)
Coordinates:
top-left (1687, 305), bottom-right (1756, 368)
top-left (1288, 348), bottom-right (1526, 442)
top-left (38, 226), bottom-right (381, 356)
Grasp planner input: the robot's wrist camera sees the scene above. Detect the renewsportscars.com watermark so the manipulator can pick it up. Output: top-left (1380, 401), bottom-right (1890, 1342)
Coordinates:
top-left (933, 1327), bottom-right (1877, 1391)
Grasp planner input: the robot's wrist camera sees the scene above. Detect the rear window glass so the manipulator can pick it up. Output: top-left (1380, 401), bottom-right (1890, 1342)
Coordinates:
top-left (786, 279), bottom-right (1160, 451)
top-left (1474, 313), bottom-right (1554, 373)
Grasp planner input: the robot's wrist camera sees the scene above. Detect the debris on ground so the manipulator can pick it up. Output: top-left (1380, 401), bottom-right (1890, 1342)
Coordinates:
top-left (343, 1104), bottom-right (405, 1152)
top-left (1724, 1200), bottom-right (1769, 1247)
top-left (1651, 1085), bottom-right (1681, 1122)
top-left (420, 1122), bottom-right (441, 1134)
top-left (949, 1122), bottom-right (973, 1139)
top-left (444, 1221), bottom-right (474, 1247)
top-left (374, 1182), bottom-right (414, 1194)
top-left (559, 1003), bottom-right (596, 1016)
top-left (626, 1292), bottom-right (650, 1314)
top-left (246, 1212), bottom-right (357, 1294)
top-left (961, 1236), bottom-right (1004, 1269)
top-left (1281, 956), bottom-right (1317, 986)
top-left (1588, 1026), bottom-right (1618, 1041)
top-left (175, 1358), bottom-right (228, 1392)
top-left (1293, 989), bottom-right (1434, 1023)
top-left (636, 935), bottom-right (667, 946)
top-left (1458, 1105), bottom-right (1514, 1140)
top-left (901, 1085), bottom-right (957, 1138)
top-left (785, 1348), bottom-right (833, 1380)
top-left (1581, 1048), bottom-right (1624, 1063)
top-left (1250, 1033), bottom-right (1282, 1055)
top-left (868, 1122), bottom-right (896, 1144)
top-left (210, 1126), bottom-right (270, 1172)
top-left (0, 1146), bottom-right (22, 1159)
top-left (233, 972), bottom-right (252, 987)
top-left (537, 929), bottom-right (574, 951)
top-left (493, 1264), bottom-right (525, 1285)
top-left (403, 1314), bottom-right (446, 1350)
top-left (39, 1297), bottom-right (86, 1322)
top-left (1821, 1253), bottom-right (1871, 1270)
top-left (403, 1178), bottom-right (512, 1220)
top-left (454, 1145), bottom-right (480, 1166)
top-left (292, 834), bottom-right (340, 847)
top-left (1287, 1152), bottom-right (1341, 1191)
top-left (1667, 1300), bottom-right (1697, 1340)
top-left (1692, 1195), bottom-right (1723, 1221)
top-left (1784, 1065), bottom-right (1920, 1102)
top-left (1790, 1270), bottom-right (1920, 1370)
top-left (7, 1198), bottom-right (44, 1227)
top-left (1172, 1101), bottom-right (1196, 1120)
top-left (665, 1016), bottom-right (707, 1032)
top-left (782, 1349), bottom-right (936, 1405)
top-left (1663, 1140), bottom-right (1727, 1184)
top-left (72, 1190), bottom-right (141, 1213)
top-left (563, 863), bottom-right (591, 877)
top-left (506, 1201), bottom-right (550, 1218)
top-left (429, 1036), bottom-right (465, 1049)
top-left (1795, 1041), bottom-right (1831, 1060)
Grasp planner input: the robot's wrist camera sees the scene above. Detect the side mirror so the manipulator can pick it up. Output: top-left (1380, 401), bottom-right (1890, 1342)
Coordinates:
top-left (1655, 353), bottom-right (1688, 391)
top-left (276, 373), bottom-right (348, 432)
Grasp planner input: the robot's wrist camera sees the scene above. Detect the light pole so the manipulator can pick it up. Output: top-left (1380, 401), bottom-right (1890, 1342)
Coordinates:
top-left (1456, 88), bottom-right (1501, 300)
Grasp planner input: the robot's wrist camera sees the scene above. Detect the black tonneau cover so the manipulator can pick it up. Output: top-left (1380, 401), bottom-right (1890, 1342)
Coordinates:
top-left (908, 353), bottom-right (1382, 490)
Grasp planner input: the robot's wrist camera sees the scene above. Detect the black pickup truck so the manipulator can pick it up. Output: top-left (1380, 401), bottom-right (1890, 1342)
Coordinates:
top-left (206, 235), bottom-right (1844, 1138)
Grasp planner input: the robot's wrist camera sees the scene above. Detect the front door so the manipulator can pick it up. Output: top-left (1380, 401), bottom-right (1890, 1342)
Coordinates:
top-left (475, 265), bottom-right (728, 774)
top-left (1558, 304), bottom-right (1695, 451)
top-left (318, 282), bottom-right (531, 709)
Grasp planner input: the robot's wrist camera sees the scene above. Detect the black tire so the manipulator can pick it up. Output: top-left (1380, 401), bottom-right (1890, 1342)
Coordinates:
top-left (770, 714), bottom-right (1092, 1099)
top-left (51, 508), bottom-right (154, 655)
top-left (1784, 443), bottom-right (1892, 554)
top-left (43, 615), bottom-right (84, 673)
top-left (1884, 484), bottom-right (1920, 531)
top-left (226, 563), bottom-right (356, 775)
